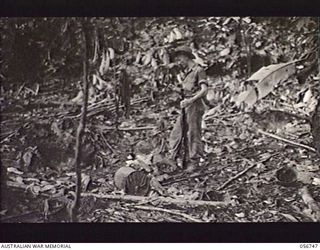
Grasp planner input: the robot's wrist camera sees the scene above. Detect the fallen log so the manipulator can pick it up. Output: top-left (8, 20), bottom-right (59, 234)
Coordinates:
top-left (82, 192), bottom-right (228, 207)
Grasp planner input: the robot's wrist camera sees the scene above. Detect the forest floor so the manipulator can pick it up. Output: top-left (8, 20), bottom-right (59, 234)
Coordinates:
top-left (1, 78), bottom-right (320, 223)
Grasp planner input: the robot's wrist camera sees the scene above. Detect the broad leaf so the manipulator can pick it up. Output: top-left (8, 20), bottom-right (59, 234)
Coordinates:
top-left (236, 60), bottom-right (299, 106)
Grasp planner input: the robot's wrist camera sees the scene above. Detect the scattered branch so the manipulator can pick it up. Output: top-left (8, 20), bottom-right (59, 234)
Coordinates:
top-left (204, 112), bottom-right (241, 121)
top-left (0, 123), bottom-right (30, 144)
top-left (268, 109), bottom-right (310, 122)
top-left (15, 82), bottom-right (27, 98)
top-left (161, 161), bottom-right (220, 186)
top-left (0, 210), bottom-right (39, 223)
top-left (97, 126), bottom-right (156, 132)
top-left (98, 131), bottom-right (115, 154)
top-left (217, 162), bottom-right (256, 191)
top-left (161, 172), bottom-right (209, 186)
top-left (217, 153), bottom-right (279, 191)
top-left (66, 97), bottom-right (148, 119)
top-left (128, 205), bottom-right (202, 222)
top-left (0, 130), bottom-right (19, 144)
top-left (300, 186), bottom-right (320, 222)
top-left (257, 129), bottom-right (317, 153)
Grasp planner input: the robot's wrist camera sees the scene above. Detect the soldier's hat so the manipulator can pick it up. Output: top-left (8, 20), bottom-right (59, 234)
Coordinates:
top-left (173, 45), bottom-right (195, 60)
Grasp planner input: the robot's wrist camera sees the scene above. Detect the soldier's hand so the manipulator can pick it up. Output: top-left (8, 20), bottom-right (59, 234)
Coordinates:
top-left (180, 99), bottom-right (191, 109)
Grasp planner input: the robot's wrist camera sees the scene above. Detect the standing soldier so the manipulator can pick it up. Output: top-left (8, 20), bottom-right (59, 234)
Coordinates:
top-left (169, 45), bottom-right (208, 172)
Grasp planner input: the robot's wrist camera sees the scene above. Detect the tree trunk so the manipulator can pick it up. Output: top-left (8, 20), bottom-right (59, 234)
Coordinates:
top-left (240, 19), bottom-right (252, 77)
top-left (0, 162), bottom-right (8, 210)
top-left (71, 19), bottom-right (90, 222)
top-left (311, 99), bottom-right (320, 156)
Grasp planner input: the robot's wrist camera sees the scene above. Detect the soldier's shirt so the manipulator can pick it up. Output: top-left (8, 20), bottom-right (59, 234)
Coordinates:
top-left (181, 64), bottom-right (208, 98)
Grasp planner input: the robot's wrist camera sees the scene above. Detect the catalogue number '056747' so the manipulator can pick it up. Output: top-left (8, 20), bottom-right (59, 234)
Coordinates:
top-left (300, 244), bottom-right (319, 248)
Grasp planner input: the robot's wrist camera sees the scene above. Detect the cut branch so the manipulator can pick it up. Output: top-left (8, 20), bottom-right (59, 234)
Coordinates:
top-left (257, 129), bottom-right (317, 153)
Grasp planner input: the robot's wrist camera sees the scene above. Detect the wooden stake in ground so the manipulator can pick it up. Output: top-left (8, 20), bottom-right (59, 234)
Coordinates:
top-left (71, 20), bottom-right (90, 222)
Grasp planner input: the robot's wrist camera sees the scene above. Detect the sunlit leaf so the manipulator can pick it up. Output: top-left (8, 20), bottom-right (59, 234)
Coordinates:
top-left (108, 48), bottom-right (115, 60)
top-left (142, 51), bottom-right (153, 66)
top-left (173, 28), bottom-right (183, 40)
top-left (220, 48), bottom-right (231, 57)
top-left (81, 173), bottom-right (91, 191)
top-left (22, 150), bottom-right (33, 168)
top-left (41, 184), bottom-right (56, 192)
top-left (7, 167), bottom-right (23, 175)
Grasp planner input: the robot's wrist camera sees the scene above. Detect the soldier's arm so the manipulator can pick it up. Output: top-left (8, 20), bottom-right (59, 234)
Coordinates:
top-left (189, 83), bottom-right (208, 103)
top-left (187, 68), bottom-right (208, 104)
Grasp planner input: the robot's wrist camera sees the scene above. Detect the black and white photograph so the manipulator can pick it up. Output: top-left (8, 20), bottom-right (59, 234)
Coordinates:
top-left (1, 17), bottom-right (320, 224)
